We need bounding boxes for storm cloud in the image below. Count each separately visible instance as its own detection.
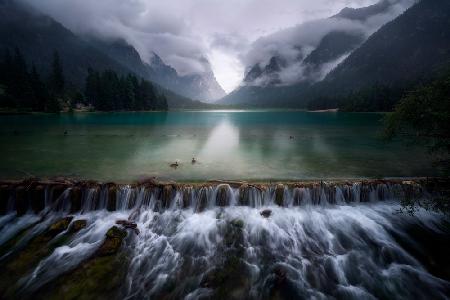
[19,0,411,92]
[242,0,415,87]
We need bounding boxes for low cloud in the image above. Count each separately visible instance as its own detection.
[18,0,411,92]
[242,0,415,87]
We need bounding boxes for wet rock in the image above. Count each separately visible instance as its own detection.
[216,185,229,207]
[260,209,272,218]
[162,185,173,209]
[70,187,82,213]
[97,226,127,256]
[196,188,208,212]
[267,265,298,299]
[46,216,74,238]
[200,219,249,299]
[275,184,285,207]
[15,186,28,216]
[238,184,249,206]
[107,186,117,212]
[231,219,244,229]
[69,219,87,234]
[182,188,191,208]
[31,185,45,214]
[0,185,10,215]
[116,219,139,235]
[33,228,129,299]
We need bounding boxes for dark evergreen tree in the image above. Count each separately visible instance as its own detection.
[84,69,167,111]
[29,64,48,111]
[49,50,65,96]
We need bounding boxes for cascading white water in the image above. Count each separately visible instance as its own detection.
[0,181,449,299]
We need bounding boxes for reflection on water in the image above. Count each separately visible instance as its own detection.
[0,111,435,181]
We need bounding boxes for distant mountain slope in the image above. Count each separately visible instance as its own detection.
[319,0,450,94]
[0,0,216,109]
[0,0,131,87]
[90,38,226,102]
[219,0,412,106]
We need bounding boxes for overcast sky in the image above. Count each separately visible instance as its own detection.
[21,0,382,92]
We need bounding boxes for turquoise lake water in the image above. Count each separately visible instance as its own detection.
[0,111,435,181]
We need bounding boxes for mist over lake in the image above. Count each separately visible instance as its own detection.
[0,111,434,181]
[0,0,449,299]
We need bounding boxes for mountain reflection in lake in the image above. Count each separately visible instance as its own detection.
[0,111,435,181]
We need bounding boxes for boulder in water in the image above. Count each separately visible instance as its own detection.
[231,218,244,228]
[260,209,272,218]
[46,216,74,238]
[97,226,127,256]
[69,219,87,233]
[116,219,139,235]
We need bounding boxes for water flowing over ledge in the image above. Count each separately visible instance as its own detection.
[0,178,439,214]
[0,178,449,299]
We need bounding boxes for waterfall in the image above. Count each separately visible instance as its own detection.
[0,179,449,299]
[0,180,428,214]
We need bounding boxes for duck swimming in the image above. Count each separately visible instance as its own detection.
[170,161,179,168]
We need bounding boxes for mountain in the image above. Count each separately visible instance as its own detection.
[0,0,131,88]
[317,0,450,96]
[90,38,226,102]
[219,0,413,106]
[0,0,223,108]
[149,54,226,102]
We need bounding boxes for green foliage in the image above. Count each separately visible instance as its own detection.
[383,73,450,216]
[307,84,408,111]
[383,72,450,175]
[0,48,60,112]
[85,69,168,111]
[49,51,65,96]
[0,47,168,112]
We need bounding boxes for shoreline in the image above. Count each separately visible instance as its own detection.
[0,176,443,188]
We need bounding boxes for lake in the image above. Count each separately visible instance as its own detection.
[0,111,434,182]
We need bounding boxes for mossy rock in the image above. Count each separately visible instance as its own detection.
[0,217,82,298]
[68,220,87,234]
[231,218,244,228]
[36,253,129,300]
[97,226,127,256]
[200,219,250,299]
[46,217,73,238]
[33,227,130,300]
